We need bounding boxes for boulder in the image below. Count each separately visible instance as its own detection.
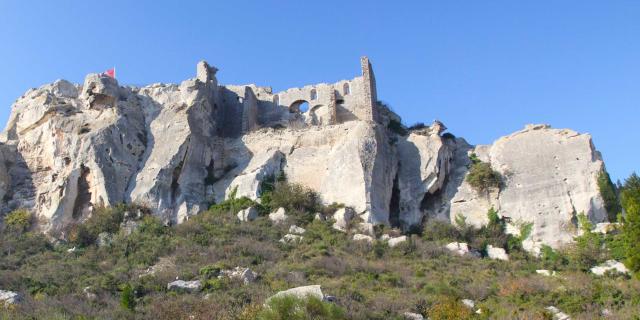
[462,299,475,309]
[237,207,258,222]
[486,245,509,261]
[269,207,287,224]
[353,234,374,243]
[332,207,354,232]
[96,232,113,247]
[220,267,257,285]
[279,234,303,244]
[387,235,408,248]
[545,306,570,320]
[403,312,425,320]
[268,285,324,302]
[355,222,375,236]
[0,290,22,305]
[536,269,556,277]
[593,223,620,234]
[590,260,629,276]
[288,225,306,235]
[445,242,469,256]
[167,280,202,293]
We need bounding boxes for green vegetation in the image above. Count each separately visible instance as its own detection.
[387,119,407,136]
[598,169,622,221]
[466,154,502,194]
[0,179,639,319]
[4,209,32,234]
[620,173,640,278]
[257,295,346,320]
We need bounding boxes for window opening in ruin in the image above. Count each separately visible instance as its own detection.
[310,89,317,100]
[273,95,279,105]
[289,100,310,113]
[343,83,350,95]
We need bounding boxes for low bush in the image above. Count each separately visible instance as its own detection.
[466,161,501,194]
[428,297,473,320]
[3,209,32,233]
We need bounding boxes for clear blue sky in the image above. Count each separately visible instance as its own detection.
[0,1,638,181]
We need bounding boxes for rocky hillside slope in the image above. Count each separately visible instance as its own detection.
[0,58,609,250]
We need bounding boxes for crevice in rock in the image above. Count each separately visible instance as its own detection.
[389,171,401,228]
[72,165,92,219]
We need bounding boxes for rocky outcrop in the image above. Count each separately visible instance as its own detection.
[0,58,610,251]
[167,280,202,293]
[427,125,609,250]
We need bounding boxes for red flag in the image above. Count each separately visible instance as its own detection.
[103,68,116,79]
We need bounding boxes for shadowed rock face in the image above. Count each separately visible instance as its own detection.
[0,59,609,250]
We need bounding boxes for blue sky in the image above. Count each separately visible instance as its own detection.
[0,1,638,181]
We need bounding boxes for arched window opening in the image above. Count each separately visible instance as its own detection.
[289,100,310,113]
[310,89,317,101]
[343,83,350,95]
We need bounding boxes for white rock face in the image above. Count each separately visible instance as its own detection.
[0,59,612,251]
[590,260,629,276]
[536,269,556,277]
[269,207,287,224]
[0,290,22,305]
[461,299,475,309]
[237,207,258,222]
[486,245,509,261]
[396,126,452,228]
[268,285,324,302]
[432,125,609,250]
[167,280,202,293]
[353,233,374,243]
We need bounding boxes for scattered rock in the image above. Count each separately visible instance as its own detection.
[288,225,306,235]
[380,234,391,241]
[590,260,629,276]
[355,222,375,236]
[353,234,374,243]
[269,207,287,224]
[83,286,97,301]
[536,269,556,277]
[0,290,22,306]
[403,312,425,320]
[267,285,324,302]
[388,235,408,248]
[314,213,325,221]
[486,245,509,261]
[545,306,570,320]
[445,242,469,256]
[67,246,77,253]
[332,208,354,232]
[237,207,258,222]
[167,280,202,293]
[96,232,113,247]
[461,299,475,309]
[279,234,303,244]
[120,219,140,236]
[593,223,620,234]
[220,267,257,285]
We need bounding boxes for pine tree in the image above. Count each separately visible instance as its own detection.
[120,284,136,311]
[621,173,640,278]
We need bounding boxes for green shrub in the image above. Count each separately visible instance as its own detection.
[568,213,607,271]
[199,264,223,280]
[262,181,322,225]
[597,170,622,221]
[68,205,127,246]
[4,209,32,233]
[120,283,136,311]
[428,297,473,320]
[466,161,501,194]
[387,119,407,136]
[257,295,346,320]
[422,220,461,242]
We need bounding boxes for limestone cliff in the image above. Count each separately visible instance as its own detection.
[0,58,610,250]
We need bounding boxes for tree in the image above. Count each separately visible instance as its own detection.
[597,169,621,221]
[621,173,640,278]
[4,209,32,233]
